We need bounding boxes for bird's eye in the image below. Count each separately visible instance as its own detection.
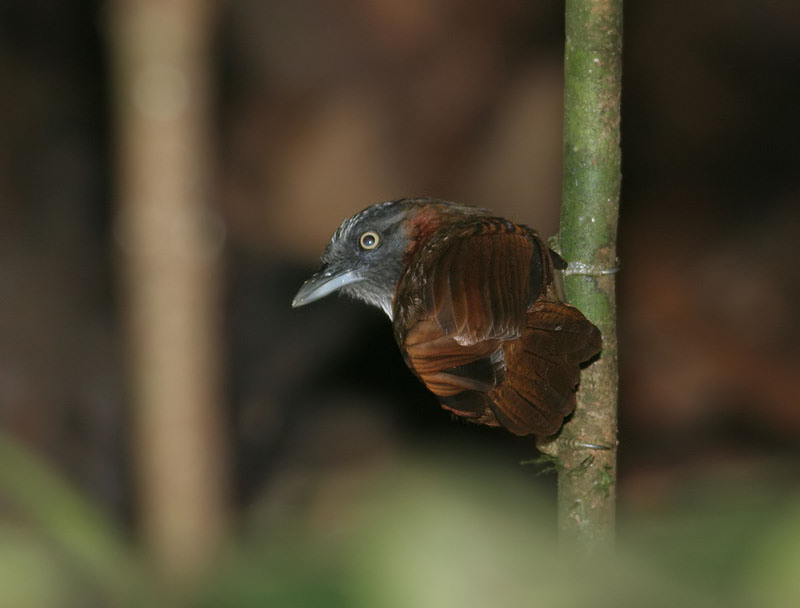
[359,231,380,250]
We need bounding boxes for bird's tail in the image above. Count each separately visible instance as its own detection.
[486,299,602,435]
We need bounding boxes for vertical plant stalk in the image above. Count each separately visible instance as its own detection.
[108,0,228,581]
[541,0,622,554]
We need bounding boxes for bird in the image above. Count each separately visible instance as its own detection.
[292,197,602,436]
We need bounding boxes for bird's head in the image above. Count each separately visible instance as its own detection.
[292,198,431,317]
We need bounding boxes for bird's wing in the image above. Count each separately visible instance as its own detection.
[393,219,601,435]
[405,219,548,346]
[392,220,541,400]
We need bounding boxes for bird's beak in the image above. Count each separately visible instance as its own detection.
[292,266,363,308]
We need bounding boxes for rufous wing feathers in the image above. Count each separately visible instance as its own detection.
[394,217,601,436]
[487,300,601,435]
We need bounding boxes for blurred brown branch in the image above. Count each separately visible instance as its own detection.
[108,0,228,581]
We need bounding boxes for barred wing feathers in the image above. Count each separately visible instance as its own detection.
[394,218,601,436]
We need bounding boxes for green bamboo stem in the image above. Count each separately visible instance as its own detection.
[544,0,622,554]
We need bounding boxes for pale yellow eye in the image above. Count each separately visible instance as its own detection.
[359,231,380,250]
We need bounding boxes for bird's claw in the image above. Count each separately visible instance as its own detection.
[567,439,615,451]
[564,261,621,277]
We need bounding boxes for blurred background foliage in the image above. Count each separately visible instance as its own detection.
[2,429,799,606]
[0,0,799,605]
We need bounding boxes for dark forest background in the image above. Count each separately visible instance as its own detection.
[1,1,799,604]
